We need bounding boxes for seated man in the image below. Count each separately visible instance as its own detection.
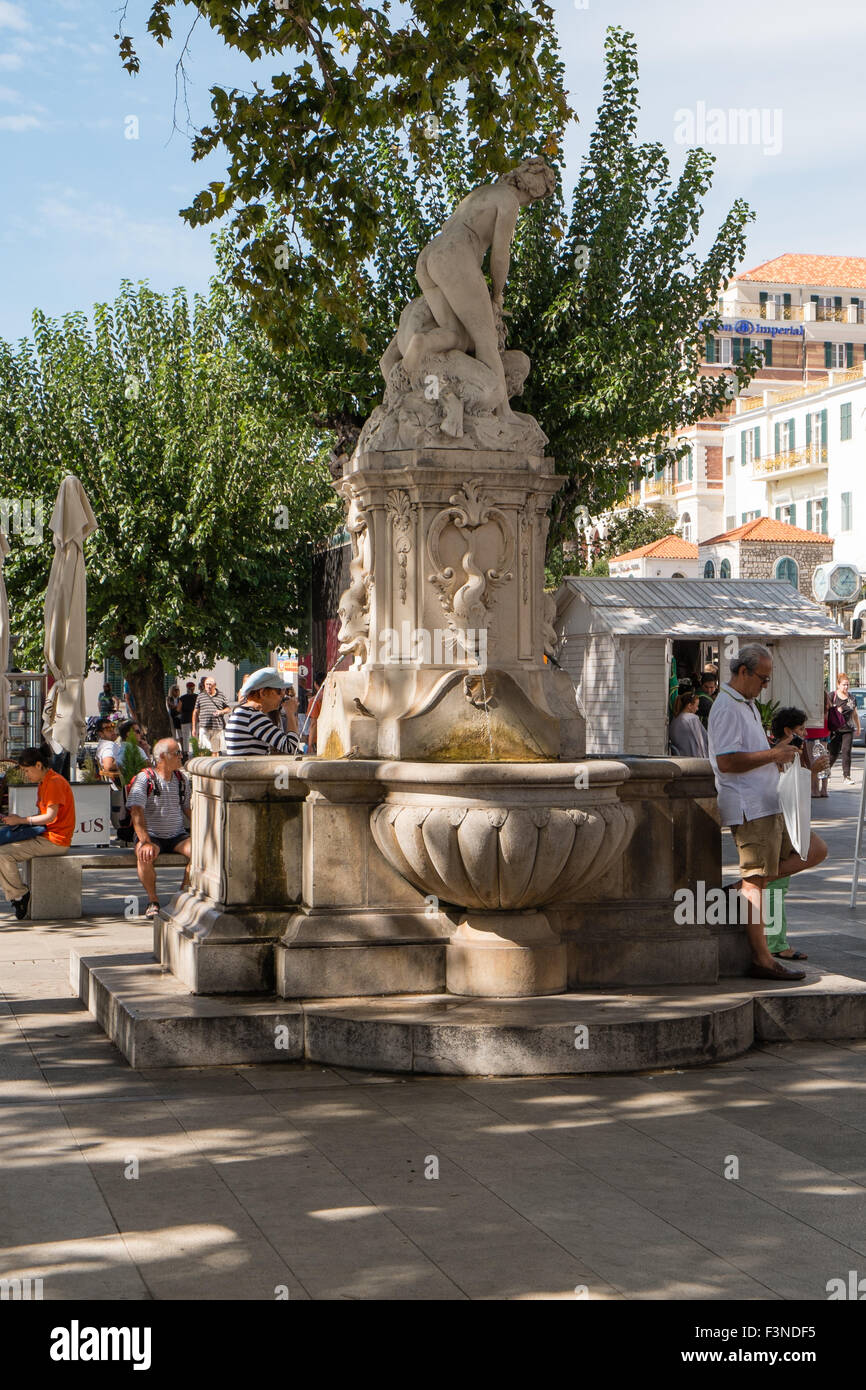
[126,739,191,919]
[0,746,76,919]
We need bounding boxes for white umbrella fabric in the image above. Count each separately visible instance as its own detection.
[42,476,98,770]
[0,529,10,759]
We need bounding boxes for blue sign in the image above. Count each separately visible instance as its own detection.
[699,317,804,338]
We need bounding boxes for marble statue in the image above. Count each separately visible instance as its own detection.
[357,156,556,455]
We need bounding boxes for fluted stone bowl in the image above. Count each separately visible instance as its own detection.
[370,785,634,914]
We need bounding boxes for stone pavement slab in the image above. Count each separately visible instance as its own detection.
[0,756,865,1298]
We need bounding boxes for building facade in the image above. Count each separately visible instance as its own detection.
[697,518,834,598]
[606,253,866,549]
[608,536,700,579]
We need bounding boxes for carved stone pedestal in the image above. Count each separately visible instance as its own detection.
[446,913,567,997]
[317,448,585,762]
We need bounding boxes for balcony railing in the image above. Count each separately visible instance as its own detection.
[736,364,866,412]
[753,446,828,477]
[720,299,866,325]
[643,479,675,499]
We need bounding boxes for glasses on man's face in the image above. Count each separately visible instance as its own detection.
[754,672,772,687]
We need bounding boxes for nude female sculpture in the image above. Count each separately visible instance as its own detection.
[411,156,556,415]
[361,156,555,454]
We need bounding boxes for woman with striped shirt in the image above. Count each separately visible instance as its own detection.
[224,668,300,756]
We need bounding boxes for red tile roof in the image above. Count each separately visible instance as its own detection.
[701,518,831,545]
[609,536,699,564]
[738,254,866,288]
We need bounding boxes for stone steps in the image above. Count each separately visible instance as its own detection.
[71,950,866,1074]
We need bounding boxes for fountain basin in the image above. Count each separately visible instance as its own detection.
[369,761,635,996]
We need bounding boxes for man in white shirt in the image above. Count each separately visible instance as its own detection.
[708,642,827,981]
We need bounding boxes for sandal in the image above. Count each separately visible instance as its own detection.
[773,950,808,960]
[144,901,161,919]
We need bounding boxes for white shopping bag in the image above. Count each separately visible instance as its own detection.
[778,757,812,859]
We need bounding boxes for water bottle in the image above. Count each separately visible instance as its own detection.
[812,740,829,785]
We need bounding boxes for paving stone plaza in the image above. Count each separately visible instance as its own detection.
[2,764,865,1303]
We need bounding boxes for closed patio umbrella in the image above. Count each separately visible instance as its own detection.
[42,476,98,773]
[0,529,9,760]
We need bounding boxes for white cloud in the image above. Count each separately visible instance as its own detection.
[0,3,28,33]
[0,82,19,99]
[0,52,22,69]
[31,191,217,283]
[0,112,40,130]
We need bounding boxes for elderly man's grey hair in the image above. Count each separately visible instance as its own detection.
[153,737,180,762]
[730,642,772,677]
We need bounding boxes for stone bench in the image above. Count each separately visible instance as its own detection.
[26,848,187,921]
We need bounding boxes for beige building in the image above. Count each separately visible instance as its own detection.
[697,517,833,598]
[605,253,866,547]
[608,535,699,579]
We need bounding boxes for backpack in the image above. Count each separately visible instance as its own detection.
[116,768,188,844]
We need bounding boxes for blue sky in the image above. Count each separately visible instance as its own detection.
[2,0,865,343]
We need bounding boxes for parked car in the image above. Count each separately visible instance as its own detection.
[851,689,866,746]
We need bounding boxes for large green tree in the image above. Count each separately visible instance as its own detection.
[245,27,761,548]
[116,0,569,344]
[0,281,338,737]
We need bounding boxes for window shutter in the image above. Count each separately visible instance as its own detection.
[820,498,828,532]
[811,294,820,304]
[852,298,860,307]
[705,336,715,364]
[774,421,781,454]
[806,500,813,529]
[788,417,795,447]
[847,342,854,367]
[741,432,747,466]
[753,427,760,460]
[733,337,742,364]
[789,503,797,525]
[783,293,791,309]
[764,337,773,365]
[820,408,828,447]
[835,296,843,310]
[774,506,781,520]
[759,291,768,306]
[824,341,833,368]
[806,413,812,445]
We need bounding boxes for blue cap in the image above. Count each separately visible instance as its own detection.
[238,666,292,700]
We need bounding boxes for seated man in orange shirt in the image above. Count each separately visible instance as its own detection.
[0,746,75,920]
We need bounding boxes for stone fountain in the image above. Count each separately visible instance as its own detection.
[77,158,818,1074]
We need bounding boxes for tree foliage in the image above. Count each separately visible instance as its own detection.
[0,281,339,736]
[246,28,759,549]
[116,0,570,344]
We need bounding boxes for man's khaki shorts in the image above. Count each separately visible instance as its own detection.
[730,813,794,879]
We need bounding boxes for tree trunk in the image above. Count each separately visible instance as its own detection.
[126,656,171,743]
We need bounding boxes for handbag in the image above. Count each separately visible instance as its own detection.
[828,697,850,732]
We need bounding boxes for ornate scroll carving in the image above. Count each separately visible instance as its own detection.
[426,478,514,636]
[336,484,373,666]
[385,488,414,606]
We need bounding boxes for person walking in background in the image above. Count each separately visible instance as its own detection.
[97,682,118,718]
[805,688,831,799]
[827,673,860,785]
[696,669,718,729]
[668,690,709,757]
[0,746,75,919]
[178,681,197,755]
[167,685,183,741]
[192,677,232,753]
[224,668,300,756]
